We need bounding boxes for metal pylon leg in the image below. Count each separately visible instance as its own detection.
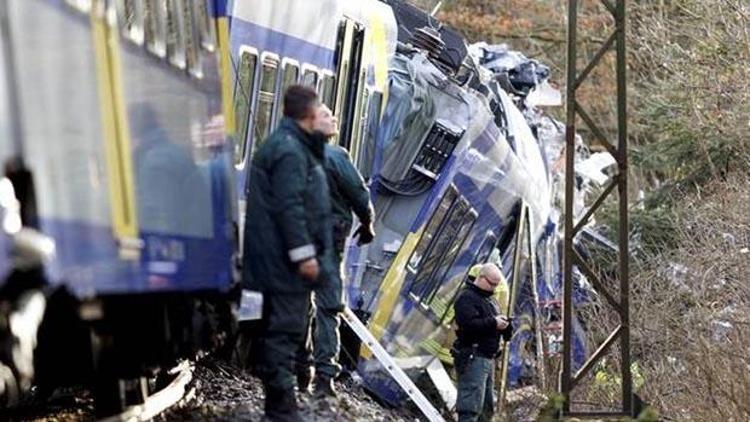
[561,0,632,417]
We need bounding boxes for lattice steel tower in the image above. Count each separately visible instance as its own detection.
[561,0,633,417]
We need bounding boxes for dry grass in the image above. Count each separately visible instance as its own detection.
[630,173,750,421]
[573,173,750,421]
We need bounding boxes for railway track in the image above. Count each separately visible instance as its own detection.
[100,362,194,422]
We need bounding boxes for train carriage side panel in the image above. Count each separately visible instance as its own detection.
[8,0,233,297]
[9,0,116,296]
[116,0,234,294]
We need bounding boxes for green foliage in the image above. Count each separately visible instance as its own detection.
[537,393,565,422]
[635,407,660,422]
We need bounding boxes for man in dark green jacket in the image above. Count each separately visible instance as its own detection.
[243,86,333,421]
[296,105,375,398]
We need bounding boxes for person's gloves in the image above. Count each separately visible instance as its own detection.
[354,223,375,245]
[502,320,514,342]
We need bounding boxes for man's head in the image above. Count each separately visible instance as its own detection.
[312,104,339,138]
[474,263,505,292]
[283,85,320,133]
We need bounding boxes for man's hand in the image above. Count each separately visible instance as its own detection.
[495,315,510,330]
[354,223,375,245]
[298,258,320,281]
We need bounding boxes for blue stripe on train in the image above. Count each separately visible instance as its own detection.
[229,17,335,71]
[41,218,233,297]
[213,0,230,17]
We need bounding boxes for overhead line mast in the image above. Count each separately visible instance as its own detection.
[561,0,632,418]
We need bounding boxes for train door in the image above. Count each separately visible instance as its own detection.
[332,19,366,164]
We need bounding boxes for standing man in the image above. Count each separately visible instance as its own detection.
[296,105,375,398]
[243,85,333,421]
[452,263,513,422]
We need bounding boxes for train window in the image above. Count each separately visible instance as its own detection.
[334,21,365,151]
[233,49,258,166]
[274,60,299,126]
[494,205,521,256]
[302,66,319,89]
[408,186,458,272]
[319,73,336,109]
[184,0,203,78]
[413,197,478,304]
[144,0,167,58]
[476,232,499,266]
[359,91,383,179]
[348,71,367,163]
[252,55,279,154]
[166,0,187,70]
[195,0,216,52]
[115,0,144,45]
[435,231,498,324]
[352,82,370,169]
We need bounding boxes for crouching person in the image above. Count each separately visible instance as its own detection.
[452,263,513,422]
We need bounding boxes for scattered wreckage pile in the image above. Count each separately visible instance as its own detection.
[160,359,414,422]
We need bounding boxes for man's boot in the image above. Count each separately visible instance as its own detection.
[264,387,303,422]
[313,376,337,398]
[296,366,313,394]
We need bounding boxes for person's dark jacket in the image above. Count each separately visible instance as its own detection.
[453,283,512,359]
[324,144,374,252]
[242,118,333,294]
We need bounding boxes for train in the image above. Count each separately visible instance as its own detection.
[0,0,596,417]
[0,0,236,415]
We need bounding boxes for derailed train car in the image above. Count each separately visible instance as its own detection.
[340,4,591,408]
[0,0,236,414]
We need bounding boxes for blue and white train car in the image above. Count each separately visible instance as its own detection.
[341,45,557,403]
[7,0,235,295]
[1,0,236,413]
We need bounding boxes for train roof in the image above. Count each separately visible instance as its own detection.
[383,0,468,74]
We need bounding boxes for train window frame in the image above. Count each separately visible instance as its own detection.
[319,71,336,109]
[233,46,259,169]
[347,70,368,165]
[184,0,203,79]
[274,58,300,127]
[353,82,370,170]
[115,0,145,45]
[301,64,319,90]
[333,20,366,152]
[144,0,167,59]
[416,198,478,306]
[196,0,216,52]
[251,52,280,156]
[407,185,459,274]
[166,0,187,70]
[359,90,383,179]
[474,231,499,267]
[437,230,498,322]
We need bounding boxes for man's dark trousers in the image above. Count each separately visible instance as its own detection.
[262,292,312,392]
[456,355,495,422]
[296,250,344,382]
